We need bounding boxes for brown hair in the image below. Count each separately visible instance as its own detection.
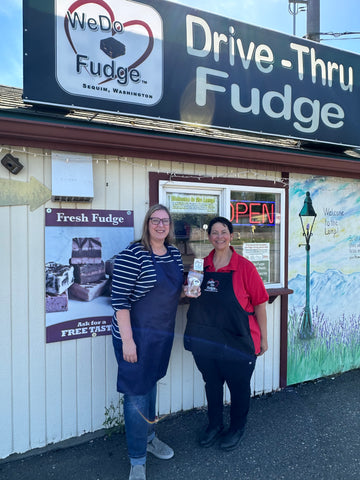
[139,204,174,252]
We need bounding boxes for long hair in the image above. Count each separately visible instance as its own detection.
[139,204,174,252]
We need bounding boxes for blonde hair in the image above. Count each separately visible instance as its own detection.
[139,204,174,252]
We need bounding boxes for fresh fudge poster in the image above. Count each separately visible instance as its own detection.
[45,208,134,343]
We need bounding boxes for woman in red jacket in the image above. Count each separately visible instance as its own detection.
[184,216,268,451]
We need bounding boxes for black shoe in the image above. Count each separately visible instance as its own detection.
[219,427,245,451]
[199,425,224,447]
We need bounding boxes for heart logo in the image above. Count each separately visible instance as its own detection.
[64,0,154,84]
[205,279,220,292]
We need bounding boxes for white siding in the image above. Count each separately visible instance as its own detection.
[0,148,281,459]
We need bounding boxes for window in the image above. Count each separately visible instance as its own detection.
[230,188,283,285]
[160,180,285,287]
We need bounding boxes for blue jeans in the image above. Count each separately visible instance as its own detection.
[124,384,157,465]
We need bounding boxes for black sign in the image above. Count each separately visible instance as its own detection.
[23,0,360,147]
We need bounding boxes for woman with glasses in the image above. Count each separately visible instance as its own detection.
[111,204,184,480]
[184,216,268,452]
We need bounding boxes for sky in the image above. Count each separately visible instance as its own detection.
[1,0,360,88]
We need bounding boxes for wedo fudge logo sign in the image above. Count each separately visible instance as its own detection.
[55,0,163,105]
[24,0,360,146]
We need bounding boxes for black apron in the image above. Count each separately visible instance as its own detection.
[184,270,256,361]
[114,249,183,395]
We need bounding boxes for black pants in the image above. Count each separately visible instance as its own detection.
[194,353,256,430]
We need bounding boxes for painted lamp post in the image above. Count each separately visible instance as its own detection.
[299,191,317,339]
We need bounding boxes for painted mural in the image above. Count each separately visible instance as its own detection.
[288,174,360,385]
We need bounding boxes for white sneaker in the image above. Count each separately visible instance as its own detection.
[129,464,146,480]
[147,436,174,460]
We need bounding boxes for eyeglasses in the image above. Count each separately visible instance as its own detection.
[149,217,170,226]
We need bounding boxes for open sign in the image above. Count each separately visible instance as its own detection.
[230,200,275,226]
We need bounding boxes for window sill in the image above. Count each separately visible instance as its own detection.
[266,287,293,304]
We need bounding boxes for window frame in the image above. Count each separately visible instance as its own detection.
[159,178,286,289]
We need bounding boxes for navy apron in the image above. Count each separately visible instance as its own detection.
[114,249,183,395]
[184,270,256,361]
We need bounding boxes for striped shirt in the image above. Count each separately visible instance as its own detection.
[111,242,183,339]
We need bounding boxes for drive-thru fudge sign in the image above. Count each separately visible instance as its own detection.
[23,0,360,147]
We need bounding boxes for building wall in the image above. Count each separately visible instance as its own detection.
[0,147,281,459]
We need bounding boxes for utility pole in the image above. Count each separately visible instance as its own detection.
[306,0,320,42]
[288,1,320,41]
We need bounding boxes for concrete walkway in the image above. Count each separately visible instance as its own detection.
[1,369,359,480]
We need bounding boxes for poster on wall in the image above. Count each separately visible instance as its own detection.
[287,177,360,385]
[168,193,218,214]
[243,243,270,283]
[45,208,134,343]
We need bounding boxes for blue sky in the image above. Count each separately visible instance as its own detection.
[1,0,360,88]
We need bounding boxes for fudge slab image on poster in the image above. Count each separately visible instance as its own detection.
[70,237,102,264]
[73,261,106,283]
[69,279,109,301]
[105,255,116,276]
[46,290,69,313]
[45,262,74,313]
[45,262,74,295]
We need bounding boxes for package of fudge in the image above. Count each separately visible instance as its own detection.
[69,278,109,302]
[46,262,74,295]
[46,291,69,313]
[186,258,204,297]
[71,237,102,261]
[73,262,105,284]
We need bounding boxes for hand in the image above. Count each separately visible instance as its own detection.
[122,338,137,363]
[258,337,268,356]
[184,285,201,298]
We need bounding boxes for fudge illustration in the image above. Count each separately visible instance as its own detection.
[46,290,69,313]
[46,237,113,309]
[73,262,106,283]
[45,262,74,312]
[105,255,116,277]
[100,37,126,59]
[70,237,102,264]
[69,279,109,302]
[68,237,109,302]
[104,255,117,295]
[45,262,74,295]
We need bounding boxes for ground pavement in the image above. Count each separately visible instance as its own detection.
[1,369,359,480]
